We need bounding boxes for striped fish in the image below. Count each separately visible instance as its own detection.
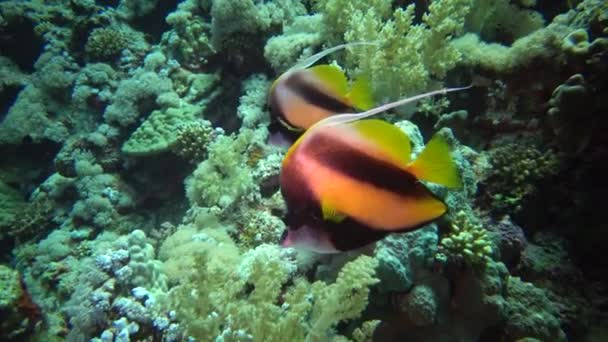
[278,86,470,253]
[268,42,376,131]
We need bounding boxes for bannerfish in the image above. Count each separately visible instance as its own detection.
[268,43,376,131]
[279,86,470,253]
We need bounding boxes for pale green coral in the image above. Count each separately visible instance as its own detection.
[103,70,173,127]
[122,99,203,156]
[264,14,325,72]
[210,0,306,49]
[171,119,216,163]
[237,74,271,128]
[318,0,472,100]
[452,1,603,74]
[164,2,215,69]
[398,284,438,326]
[466,0,545,43]
[121,73,218,156]
[164,235,379,341]
[437,210,494,270]
[0,265,29,341]
[0,181,26,230]
[185,129,264,210]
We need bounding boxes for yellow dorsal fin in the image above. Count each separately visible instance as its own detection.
[347,76,374,110]
[350,119,411,166]
[321,198,347,223]
[406,134,462,188]
[308,64,349,98]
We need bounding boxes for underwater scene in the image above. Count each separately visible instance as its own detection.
[0,0,607,341]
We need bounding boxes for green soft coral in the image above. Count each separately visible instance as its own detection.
[165,237,380,341]
[317,0,472,100]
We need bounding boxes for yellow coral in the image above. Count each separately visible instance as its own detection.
[437,210,494,270]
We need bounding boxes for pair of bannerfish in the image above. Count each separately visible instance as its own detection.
[270,43,470,253]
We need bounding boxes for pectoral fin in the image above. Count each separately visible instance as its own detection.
[321,198,347,223]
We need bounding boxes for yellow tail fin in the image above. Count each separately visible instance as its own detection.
[406,134,462,188]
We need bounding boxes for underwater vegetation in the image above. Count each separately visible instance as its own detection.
[0,0,607,341]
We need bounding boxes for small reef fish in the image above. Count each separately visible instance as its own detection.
[279,86,469,253]
[268,43,375,131]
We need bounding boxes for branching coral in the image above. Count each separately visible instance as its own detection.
[164,234,379,341]
[437,210,494,270]
[316,0,472,100]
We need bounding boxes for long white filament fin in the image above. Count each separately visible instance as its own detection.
[311,85,473,129]
[286,42,378,74]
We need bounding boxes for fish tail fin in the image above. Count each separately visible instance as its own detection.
[406,134,462,188]
[347,76,374,110]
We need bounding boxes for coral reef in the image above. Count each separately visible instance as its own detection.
[0,265,41,340]
[0,0,606,341]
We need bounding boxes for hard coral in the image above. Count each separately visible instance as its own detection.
[164,3,215,70]
[482,143,560,213]
[171,119,217,163]
[503,276,566,341]
[437,210,494,271]
[85,27,129,62]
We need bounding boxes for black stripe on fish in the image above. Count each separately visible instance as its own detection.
[304,132,432,199]
[285,72,354,114]
[327,218,389,251]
